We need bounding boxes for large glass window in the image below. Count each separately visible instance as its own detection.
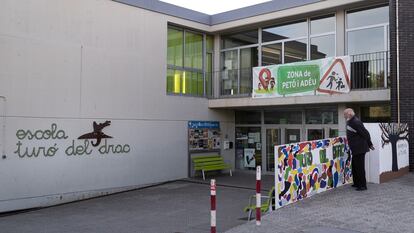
[261,43,282,66]
[311,16,335,35]
[222,29,258,49]
[347,27,385,55]
[347,6,389,29]
[305,108,338,124]
[184,32,203,69]
[167,26,213,96]
[360,105,391,122]
[221,50,239,95]
[310,15,336,60]
[284,39,307,63]
[310,35,335,60]
[221,14,336,97]
[346,5,389,89]
[240,47,258,94]
[262,21,307,42]
[235,111,261,124]
[346,5,389,55]
[264,110,302,124]
[167,28,183,67]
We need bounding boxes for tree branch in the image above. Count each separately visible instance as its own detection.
[381,135,390,148]
[398,123,409,137]
[379,123,390,139]
[398,135,409,141]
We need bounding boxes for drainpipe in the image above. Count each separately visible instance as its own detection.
[396,0,400,125]
[0,96,6,159]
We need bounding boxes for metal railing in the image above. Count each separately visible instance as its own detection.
[207,51,390,99]
[350,51,390,89]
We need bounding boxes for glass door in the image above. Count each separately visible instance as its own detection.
[266,128,281,172]
[285,128,301,144]
[306,128,325,141]
[235,127,261,170]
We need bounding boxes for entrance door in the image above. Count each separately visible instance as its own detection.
[285,128,301,144]
[265,128,281,172]
[306,128,325,141]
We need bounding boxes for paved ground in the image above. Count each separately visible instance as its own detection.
[0,172,271,233]
[0,172,413,233]
[226,173,414,233]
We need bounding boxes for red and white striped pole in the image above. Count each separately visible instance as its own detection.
[210,179,216,233]
[256,165,261,226]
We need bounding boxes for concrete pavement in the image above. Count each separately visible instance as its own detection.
[226,173,414,233]
[0,172,269,233]
[0,172,413,233]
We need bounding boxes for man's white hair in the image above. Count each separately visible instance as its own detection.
[344,108,355,117]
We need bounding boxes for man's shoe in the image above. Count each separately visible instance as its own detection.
[351,184,358,188]
[356,187,367,191]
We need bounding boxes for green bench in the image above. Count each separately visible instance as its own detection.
[192,155,232,180]
[243,186,275,221]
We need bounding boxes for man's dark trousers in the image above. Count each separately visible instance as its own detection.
[352,153,366,188]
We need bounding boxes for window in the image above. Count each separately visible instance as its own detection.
[310,15,336,60]
[222,29,258,49]
[264,111,302,124]
[305,107,338,124]
[220,14,336,97]
[360,105,391,122]
[262,21,307,42]
[167,26,213,96]
[235,111,261,124]
[261,43,282,66]
[284,39,307,63]
[346,5,389,89]
[346,5,389,55]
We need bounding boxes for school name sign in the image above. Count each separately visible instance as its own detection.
[252,56,351,98]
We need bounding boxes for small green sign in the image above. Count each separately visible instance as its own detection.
[277,65,320,95]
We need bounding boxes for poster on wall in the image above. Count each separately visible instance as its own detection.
[253,56,350,98]
[244,148,256,168]
[188,121,221,151]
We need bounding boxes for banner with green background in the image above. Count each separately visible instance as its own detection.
[252,56,351,98]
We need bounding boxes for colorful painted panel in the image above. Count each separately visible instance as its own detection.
[275,137,352,208]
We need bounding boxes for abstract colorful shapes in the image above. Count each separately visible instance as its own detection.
[275,136,352,208]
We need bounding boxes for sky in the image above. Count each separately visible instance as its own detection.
[160,0,271,15]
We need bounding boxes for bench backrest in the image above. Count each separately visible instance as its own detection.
[192,155,227,169]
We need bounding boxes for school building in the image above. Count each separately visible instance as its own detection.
[0,0,412,212]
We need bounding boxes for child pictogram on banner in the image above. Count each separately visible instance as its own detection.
[317,58,350,94]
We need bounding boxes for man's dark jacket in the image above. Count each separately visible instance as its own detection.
[346,116,373,155]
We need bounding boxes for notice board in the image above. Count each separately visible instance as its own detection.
[188,121,221,151]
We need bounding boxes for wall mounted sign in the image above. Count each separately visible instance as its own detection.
[14,122,130,158]
[253,56,351,98]
[188,121,220,151]
[78,121,112,146]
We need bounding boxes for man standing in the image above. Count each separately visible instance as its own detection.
[344,108,374,191]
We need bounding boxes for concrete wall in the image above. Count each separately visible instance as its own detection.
[0,0,233,212]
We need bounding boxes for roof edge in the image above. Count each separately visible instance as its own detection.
[112,0,326,26]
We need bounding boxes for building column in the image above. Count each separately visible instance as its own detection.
[336,9,345,56]
[338,104,347,136]
[213,34,221,98]
[390,0,414,171]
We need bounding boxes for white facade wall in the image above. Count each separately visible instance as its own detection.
[0,0,234,212]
